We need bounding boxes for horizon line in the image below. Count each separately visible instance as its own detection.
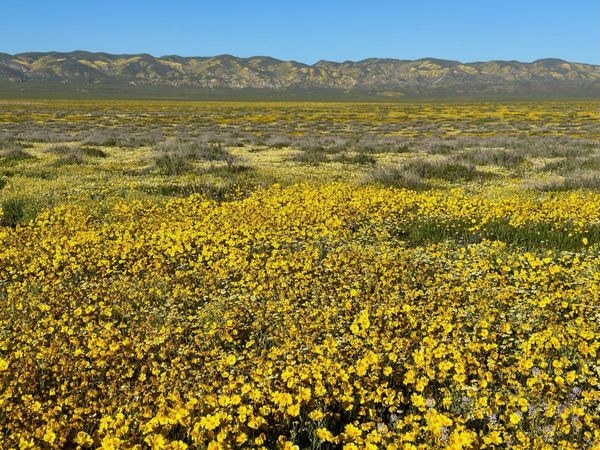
[2,50,598,67]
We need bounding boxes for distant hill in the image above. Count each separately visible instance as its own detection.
[1,51,599,99]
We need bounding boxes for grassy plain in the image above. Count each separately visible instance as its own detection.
[1,100,599,224]
[1,100,600,449]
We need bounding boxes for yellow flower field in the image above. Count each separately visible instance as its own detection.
[1,184,599,449]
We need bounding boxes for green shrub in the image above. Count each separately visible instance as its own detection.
[46,145,108,159]
[80,146,108,158]
[0,197,39,227]
[539,172,600,191]
[153,153,191,175]
[354,136,412,154]
[52,154,85,166]
[366,166,428,190]
[0,146,34,162]
[456,148,525,168]
[156,139,233,162]
[290,148,329,165]
[404,159,483,182]
[541,156,600,174]
[333,153,376,165]
[45,145,73,155]
[153,139,235,174]
[265,135,292,148]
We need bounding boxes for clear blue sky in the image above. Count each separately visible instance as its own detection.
[3,0,598,64]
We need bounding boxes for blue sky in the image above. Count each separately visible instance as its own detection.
[2,1,598,64]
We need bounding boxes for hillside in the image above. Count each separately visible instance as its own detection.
[1,51,599,98]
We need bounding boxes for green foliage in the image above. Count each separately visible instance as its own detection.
[1,197,39,227]
[80,146,108,158]
[366,166,428,190]
[290,148,329,165]
[46,145,108,158]
[455,148,525,167]
[0,146,34,162]
[153,153,191,175]
[153,139,235,174]
[404,159,485,182]
[333,153,376,165]
[52,154,85,166]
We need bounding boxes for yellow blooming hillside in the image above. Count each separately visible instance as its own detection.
[1,184,599,449]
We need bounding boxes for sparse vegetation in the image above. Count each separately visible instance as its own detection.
[541,155,600,173]
[153,138,235,174]
[46,144,108,158]
[538,171,600,191]
[290,147,329,165]
[52,154,85,166]
[366,165,428,189]
[333,153,376,165]
[0,145,34,162]
[454,148,525,167]
[403,158,484,182]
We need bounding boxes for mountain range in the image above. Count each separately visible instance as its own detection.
[1,51,599,99]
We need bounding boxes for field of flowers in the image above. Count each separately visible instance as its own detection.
[1,183,599,449]
[2,100,600,227]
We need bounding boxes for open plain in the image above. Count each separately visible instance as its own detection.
[1,99,600,448]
